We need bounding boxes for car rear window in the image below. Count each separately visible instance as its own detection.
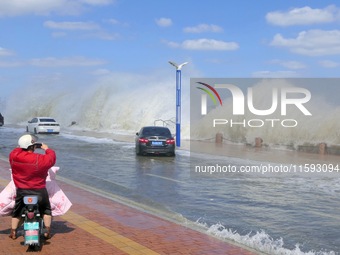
[142,127,171,137]
[39,118,56,122]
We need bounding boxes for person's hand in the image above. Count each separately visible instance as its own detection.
[41,143,49,150]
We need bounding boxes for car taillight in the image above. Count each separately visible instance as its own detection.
[139,138,149,144]
[166,138,175,144]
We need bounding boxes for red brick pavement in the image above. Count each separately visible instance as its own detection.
[0,159,260,255]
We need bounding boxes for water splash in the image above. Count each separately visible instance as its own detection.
[205,223,336,255]
[4,71,191,136]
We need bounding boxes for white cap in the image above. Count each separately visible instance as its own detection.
[18,134,39,149]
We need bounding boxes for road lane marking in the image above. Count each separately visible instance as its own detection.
[60,210,160,255]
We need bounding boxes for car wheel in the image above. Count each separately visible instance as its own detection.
[136,146,141,156]
[167,152,175,157]
[139,147,147,156]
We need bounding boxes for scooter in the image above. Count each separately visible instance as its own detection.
[21,195,44,247]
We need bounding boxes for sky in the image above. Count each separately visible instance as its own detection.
[1,0,340,99]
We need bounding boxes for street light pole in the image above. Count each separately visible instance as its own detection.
[169,61,188,147]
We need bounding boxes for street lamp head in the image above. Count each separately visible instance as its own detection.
[168,61,188,70]
[168,61,178,68]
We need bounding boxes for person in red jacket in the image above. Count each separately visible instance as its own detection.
[9,134,56,240]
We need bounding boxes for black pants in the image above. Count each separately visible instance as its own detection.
[12,188,52,218]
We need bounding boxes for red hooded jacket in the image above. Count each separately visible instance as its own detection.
[9,148,56,189]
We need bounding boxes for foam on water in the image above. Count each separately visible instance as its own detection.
[60,133,116,144]
[206,224,336,255]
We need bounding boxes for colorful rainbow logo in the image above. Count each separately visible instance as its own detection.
[196,82,223,106]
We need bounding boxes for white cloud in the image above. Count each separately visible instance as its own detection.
[44,20,100,30]
[107,18,119,25]
[270,29,340,56]
[0,56,107,68]
[319,60,339,68]
[0,0,114,16]
[91,68,112,75]
[45,20,120,40]
[266,5,339,26]
[29,56,106,67]
[105,18,128,27]
[252,70,299,78]
[0,47,14,56]
[87,31,120,40]
[183,24,223,33]
[155,18,172,27]
[0,61,23,67]
[80,0,113,5]
[166,39,239,51]
[280,61,306,69]
[271,60,306,69]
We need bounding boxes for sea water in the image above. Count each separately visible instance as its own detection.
[1,127,339,254]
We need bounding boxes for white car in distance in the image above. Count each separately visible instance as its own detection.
[26,117,60,134]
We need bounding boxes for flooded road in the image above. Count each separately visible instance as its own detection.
[1,126,339,254]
